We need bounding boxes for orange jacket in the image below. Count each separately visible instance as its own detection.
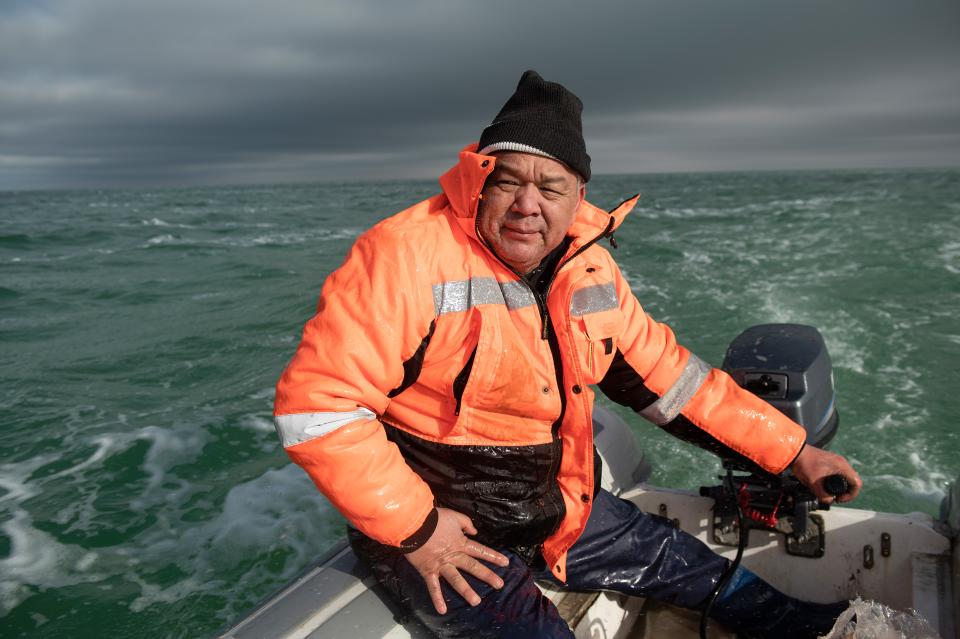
[274,145,806,581]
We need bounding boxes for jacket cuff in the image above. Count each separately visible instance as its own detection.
[399,507,439,553]
[786,442,807,473]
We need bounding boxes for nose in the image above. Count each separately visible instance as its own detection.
[510,184,541,216]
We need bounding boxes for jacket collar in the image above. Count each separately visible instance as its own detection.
[439,144,638,246]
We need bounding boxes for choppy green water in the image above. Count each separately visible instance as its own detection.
[1,169,958,638]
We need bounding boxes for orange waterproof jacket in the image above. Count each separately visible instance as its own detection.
[274,145,806,581]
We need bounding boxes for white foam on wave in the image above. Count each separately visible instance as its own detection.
[143,234,181,247]
[0,463,44,504]
[43,435,124,531]
[35,423,207,515]
[127,464,334,616]
[878,363,925,405]
[644,195,864,222]
[734,274,872,375]
[766,195,865,213]
[0,422,245,616]
[629,280,670,305]
[246,232,311,247]
[219,227,362,248]
[747,278,799,316]
[249,387,276,401]
[866,472,947,505]
[128,572,212,613]
[190,291,226,301]
[867,335,927,416]
[859,417,948,510]
[131,425,209,510]
[0,511,105,615]
[681,250,712,265]
[136,226,363,251]
[209,465,330,554]
[139,218,197,229]
[56,435,117,479]
[323,228,363,241]
[238,414,276,433]
[869,414,896,431]
[648,206,734,220]
[810,320,867,376]
[939,240,960,274]
[864,403,929,441]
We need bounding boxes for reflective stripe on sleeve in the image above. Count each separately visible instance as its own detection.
[274,407,376,448]
[570,282,618,317]
[639,354,711,425]
[432,278,537,315]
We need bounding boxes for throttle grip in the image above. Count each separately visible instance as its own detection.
[823,474,850,497]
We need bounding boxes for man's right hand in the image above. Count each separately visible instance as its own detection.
[404,507,510,614]
[790,444,863,504]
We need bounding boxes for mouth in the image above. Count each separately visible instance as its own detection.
[503,226,540,239]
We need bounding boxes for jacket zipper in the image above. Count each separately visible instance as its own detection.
[471,211,615,529]
[539,216,615,338]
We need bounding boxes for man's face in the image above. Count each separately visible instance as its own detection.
[477,152,585,274]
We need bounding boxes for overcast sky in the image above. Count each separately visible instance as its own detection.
[2,0,958,190]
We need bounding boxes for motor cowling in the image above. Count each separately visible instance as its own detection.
[721,323,838,449]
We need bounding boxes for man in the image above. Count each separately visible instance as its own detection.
[274,70,862,638]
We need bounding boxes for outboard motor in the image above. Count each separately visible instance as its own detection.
[700,324,844,558]
[697,324,852,637]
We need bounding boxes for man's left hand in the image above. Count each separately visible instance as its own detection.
[404,507,509,615]
[790,445,862,504]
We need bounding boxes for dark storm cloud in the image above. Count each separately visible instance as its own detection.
[1,0,958,189]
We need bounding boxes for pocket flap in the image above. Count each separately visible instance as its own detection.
[581,308,625,340]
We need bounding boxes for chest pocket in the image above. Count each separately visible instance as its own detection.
[576,308,624,384]
[449,305,559,436]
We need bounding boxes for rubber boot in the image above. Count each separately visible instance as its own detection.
[707,566,849,639]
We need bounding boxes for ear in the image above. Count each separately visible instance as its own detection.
[577,181,586,207]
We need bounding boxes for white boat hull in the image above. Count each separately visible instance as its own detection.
[220,406,959,638]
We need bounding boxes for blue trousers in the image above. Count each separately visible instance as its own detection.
[350,489,730,638]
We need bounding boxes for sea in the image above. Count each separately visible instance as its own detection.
[2,168,958,638]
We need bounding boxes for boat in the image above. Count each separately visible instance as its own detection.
[219,325,959,638]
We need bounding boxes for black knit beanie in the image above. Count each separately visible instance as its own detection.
[478,70,591,182]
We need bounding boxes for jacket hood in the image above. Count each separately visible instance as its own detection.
[438,144,638,245]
